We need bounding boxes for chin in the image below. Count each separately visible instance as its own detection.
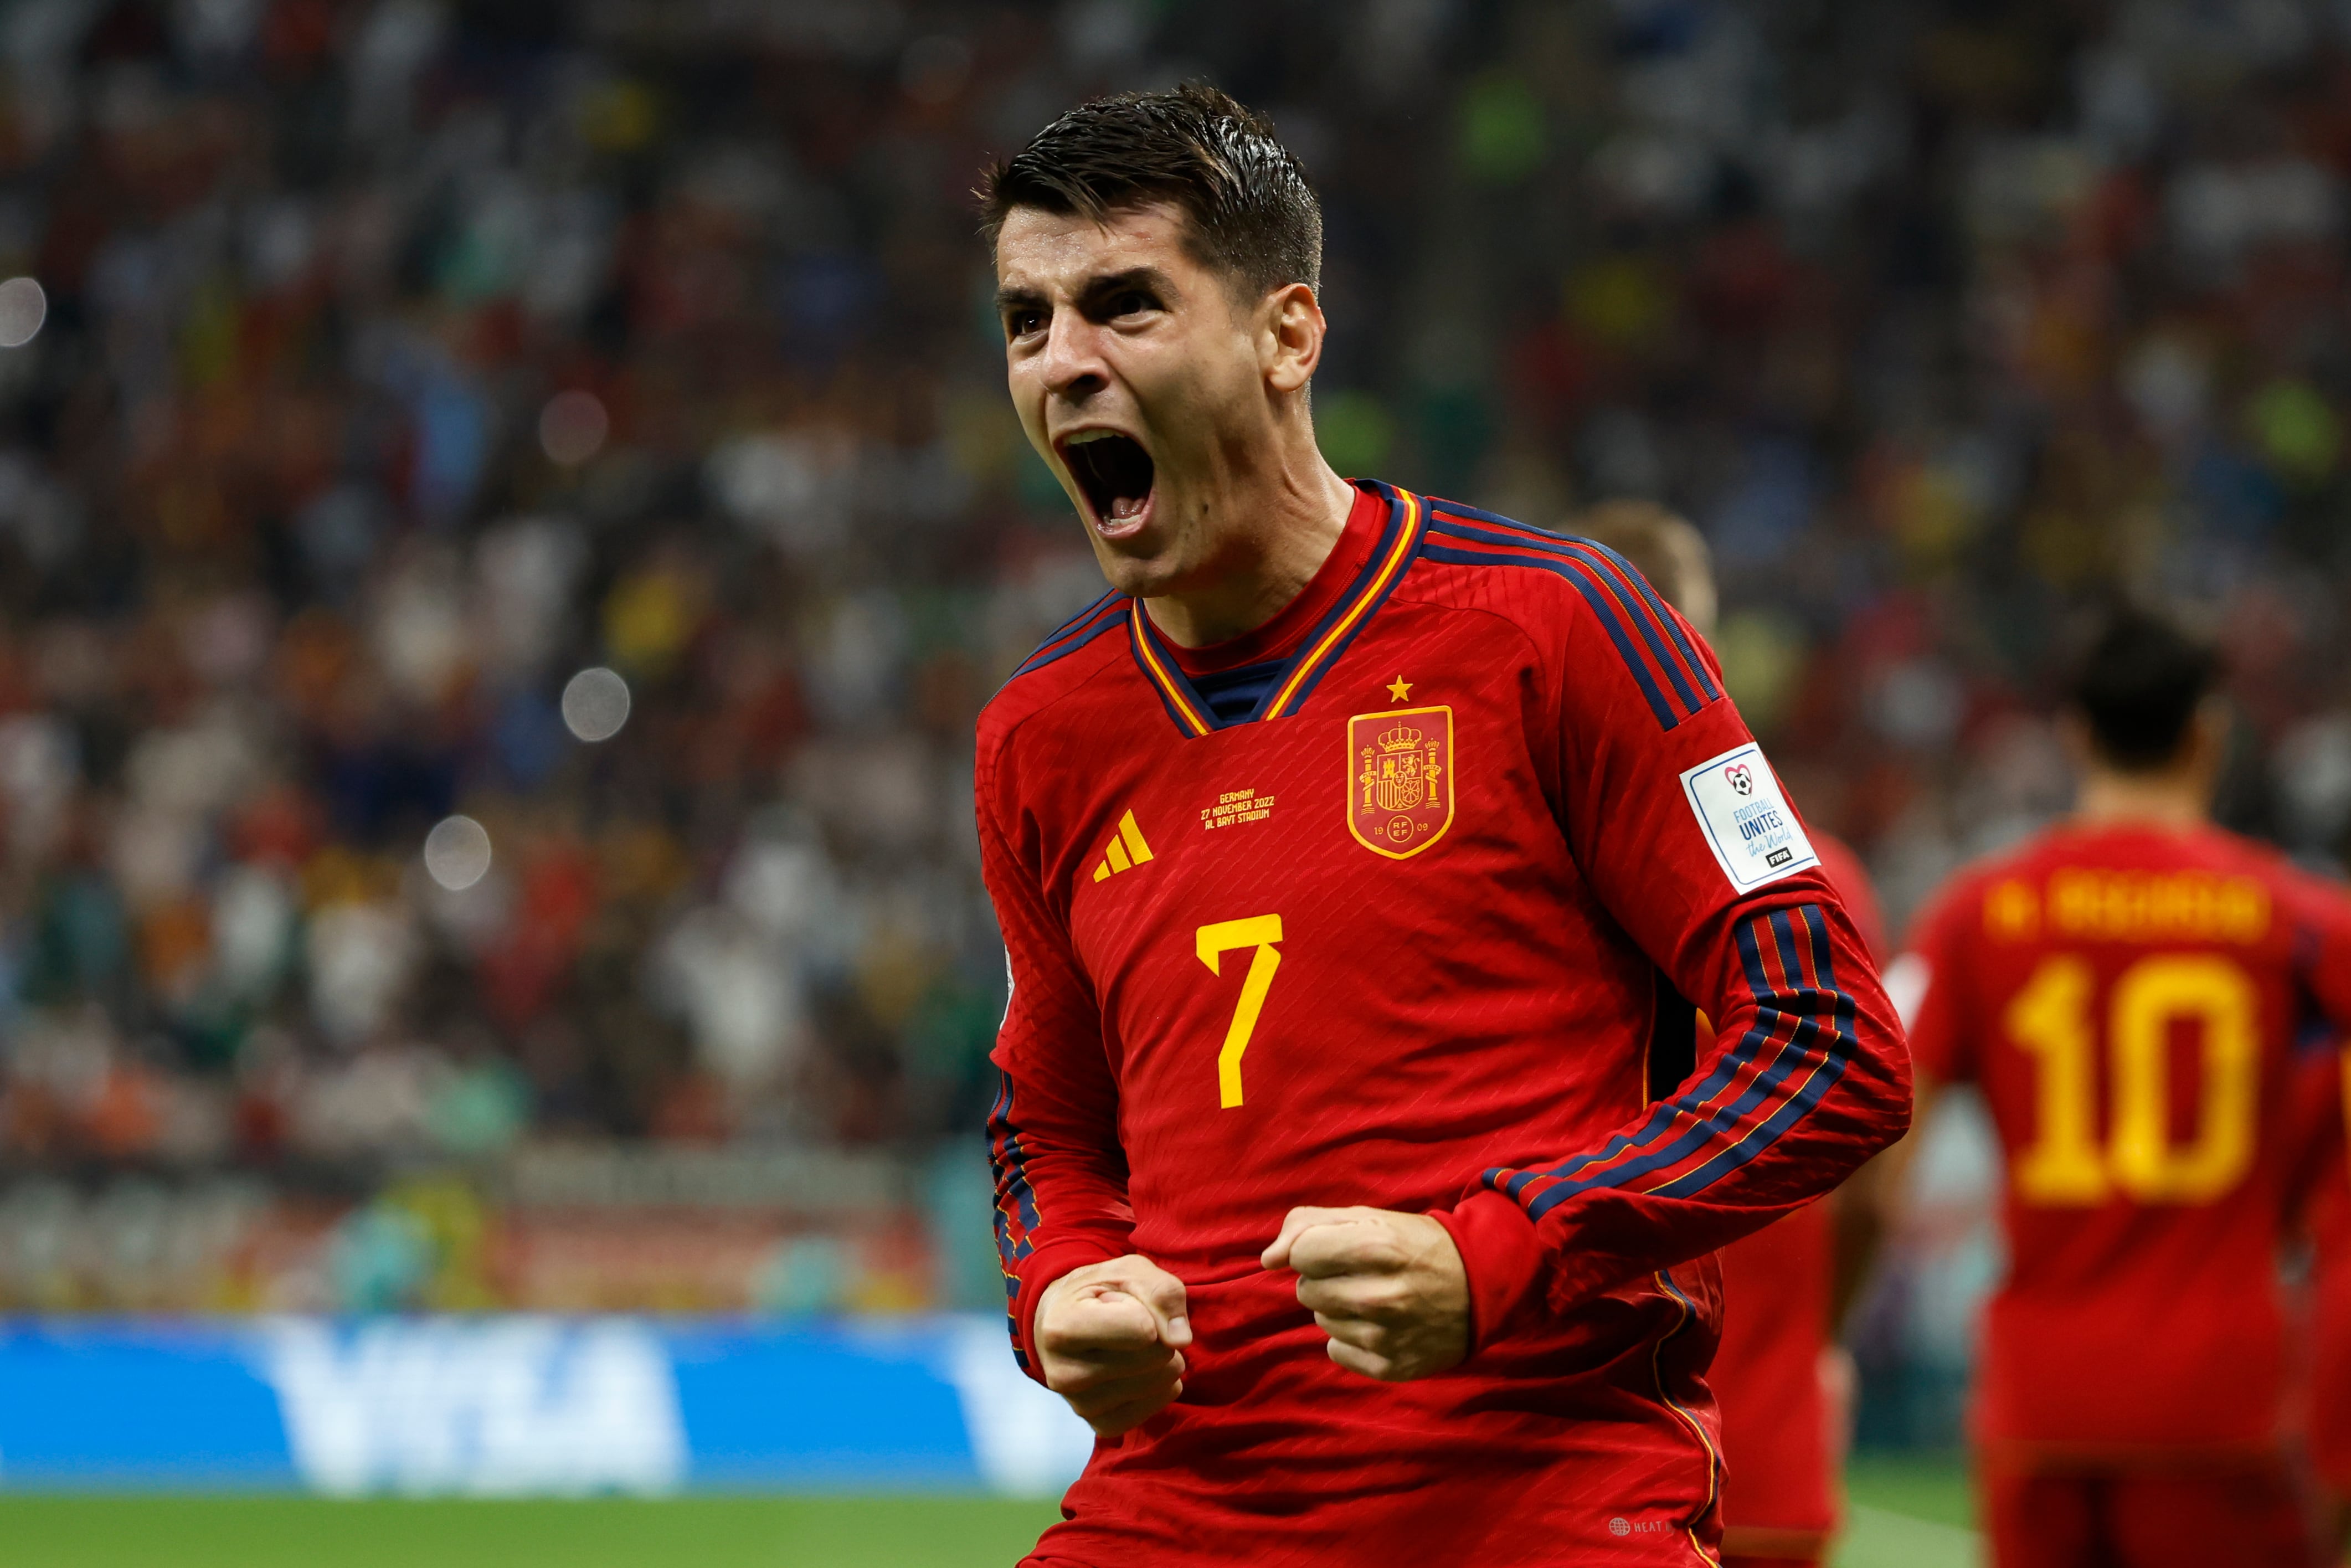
[1088,539,1181,600]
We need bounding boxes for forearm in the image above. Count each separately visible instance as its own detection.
[1436,897,1911,1349]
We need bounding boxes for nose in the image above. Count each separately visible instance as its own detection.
[1037,310,1109,405]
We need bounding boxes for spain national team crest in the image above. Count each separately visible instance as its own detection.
[1347,705,1455,860]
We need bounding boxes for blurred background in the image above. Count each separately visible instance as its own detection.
[0,0,2341,1562]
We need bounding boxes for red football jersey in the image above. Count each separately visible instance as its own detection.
[980,481,1910,1565]
[1901,821,2351,1463]
[2310,1135,2351,1492]
[2286,996,2351,1492]
[1712,833,1885,1558]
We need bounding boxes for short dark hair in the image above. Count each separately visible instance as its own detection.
[979,83,1321,300]
[2070,608,2220,771]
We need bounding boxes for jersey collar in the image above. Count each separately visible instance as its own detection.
[1128,480,1428,738]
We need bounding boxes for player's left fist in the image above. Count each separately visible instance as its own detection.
[1261,1206,1469,1383]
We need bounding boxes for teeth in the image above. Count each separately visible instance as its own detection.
[1064,430,1119,446]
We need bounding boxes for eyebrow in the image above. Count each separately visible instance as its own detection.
[992,266,1177,315]
[1077,266,1175,307]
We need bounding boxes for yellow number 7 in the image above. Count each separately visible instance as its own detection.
[1196,915,1284,1108]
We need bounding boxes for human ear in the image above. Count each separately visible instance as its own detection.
[1261,282,1325,395]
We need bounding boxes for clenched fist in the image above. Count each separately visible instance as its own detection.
[1261,1206,1469,1382]
[1033,1254,1193,1437]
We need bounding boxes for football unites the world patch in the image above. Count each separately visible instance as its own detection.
[1679,742,1818,892]
[1347,705,1455,859]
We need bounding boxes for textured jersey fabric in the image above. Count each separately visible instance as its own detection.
[976,481,1911,1566]
[1711,833,1884,1557]
[1902,821,2351,1463]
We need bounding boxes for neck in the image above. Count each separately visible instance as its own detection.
[1143,433,1357,648]
[2073,767,2209,831]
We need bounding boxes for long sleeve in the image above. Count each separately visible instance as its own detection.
[978,747,1135,1382]
[1429,554,1912,1349]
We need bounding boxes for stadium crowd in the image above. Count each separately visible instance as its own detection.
[0,0,2342,1331]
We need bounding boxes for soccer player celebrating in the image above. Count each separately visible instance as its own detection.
[974,85,1911,1565]
[1896,610,2351,1568]
[1580,500,1887,1568]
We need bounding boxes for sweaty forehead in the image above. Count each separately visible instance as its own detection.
[993,203,1201,294]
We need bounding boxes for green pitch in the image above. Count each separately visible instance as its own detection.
[0,1461,1972,1568]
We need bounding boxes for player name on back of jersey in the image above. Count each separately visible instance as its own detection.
[1983,868,2272,945]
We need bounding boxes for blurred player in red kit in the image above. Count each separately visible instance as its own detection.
[1895,610,2351,1568]
[1581,502,1886,1568]
[2291,1045,2351,1556]
[2312,1194,2351,1563]
[974,86,1912,1566]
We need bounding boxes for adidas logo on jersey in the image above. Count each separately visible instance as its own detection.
[1091,810,1155,882]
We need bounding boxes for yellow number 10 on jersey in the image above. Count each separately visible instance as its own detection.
[2006,952,2259,1206]
[1196,916,1283,1108]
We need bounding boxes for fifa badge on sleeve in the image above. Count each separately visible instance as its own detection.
[1679,742,1819,892]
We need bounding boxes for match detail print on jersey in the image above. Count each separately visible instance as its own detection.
[1679,742,1818,893]
[1347,705,1455,859]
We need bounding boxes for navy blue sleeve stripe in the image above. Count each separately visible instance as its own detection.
[1006,593,1127,682]
[1427,513,1719,714]
[1423,501,1721,702]
[1422,497,1721,703]
[1479,903,1860,1221]
[1649,911,1856,1198]
[1520,917,1805,1216]
[986,1072,1041,1270]
[1421,539,1682,729]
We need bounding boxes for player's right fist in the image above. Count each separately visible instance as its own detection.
[1033,1255,1193,1437]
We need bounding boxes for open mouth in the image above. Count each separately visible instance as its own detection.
[1059,430,1156,535]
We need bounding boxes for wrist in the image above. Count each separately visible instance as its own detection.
[1427,1191,1544,1357]
[1012,1238,1125,1380]
[1033,1269,1079,1334]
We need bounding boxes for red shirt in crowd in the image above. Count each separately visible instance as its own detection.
[1901,820,2351,1466]
[977,481,1910,1565]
